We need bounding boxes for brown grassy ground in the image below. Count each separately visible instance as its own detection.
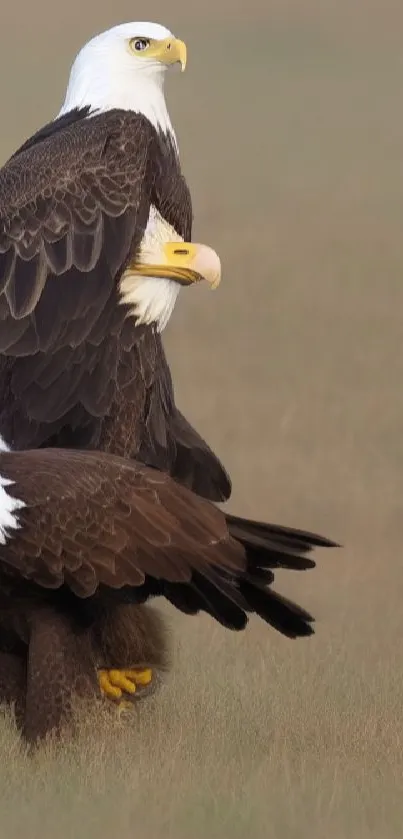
[0,1,402,836]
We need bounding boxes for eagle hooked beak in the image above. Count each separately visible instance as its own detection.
[164,38,187,71]
[130,242,221,289]
[153,37,187,71]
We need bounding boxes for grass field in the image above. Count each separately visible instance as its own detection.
[0,1,403,836]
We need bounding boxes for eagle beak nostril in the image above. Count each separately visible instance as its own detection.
[167,42,171,50]
[173,248,189,256]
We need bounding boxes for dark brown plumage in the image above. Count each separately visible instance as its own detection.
[0,103,236,742]
[0,99,338,743]
[0,446,335,741]
[0,106,229,500]
[0,448,332,628]
[0,447,334,630]
[0,602,168,743]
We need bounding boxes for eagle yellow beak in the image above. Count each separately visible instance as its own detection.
[130,242,221,289]
[155,37,187,71]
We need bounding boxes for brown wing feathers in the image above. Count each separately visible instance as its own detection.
[0,111,150,343]
[0,448,336,637]
[0,111,162,440]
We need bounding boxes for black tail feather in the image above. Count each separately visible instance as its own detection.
[102,509,337,640]
[226,513,339,552]
[245,545,316,571]
[223,513,338,637]
[240,580,315,638]
[226,514,338,575]
[163,514,336,637]
[191,571,247,630]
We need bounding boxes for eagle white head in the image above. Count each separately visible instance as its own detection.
[58,22,186,140]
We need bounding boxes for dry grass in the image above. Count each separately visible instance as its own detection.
[1,609,403,838]
[0,1,402,836]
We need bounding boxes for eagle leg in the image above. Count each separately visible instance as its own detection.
[91,603,170,706]
[98,667,153,703]
[24,608,97,744]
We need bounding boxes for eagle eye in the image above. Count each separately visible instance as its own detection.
[130,37,150,53]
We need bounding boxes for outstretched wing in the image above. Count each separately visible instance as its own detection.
[0,448,331,637]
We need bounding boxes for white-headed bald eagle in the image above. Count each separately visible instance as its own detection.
[0,22,338,743]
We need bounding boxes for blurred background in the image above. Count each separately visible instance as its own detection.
[1,1,403,836]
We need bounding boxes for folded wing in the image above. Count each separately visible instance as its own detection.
[0,448,337,637]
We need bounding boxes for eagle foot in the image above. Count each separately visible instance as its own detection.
[98,668,153,703]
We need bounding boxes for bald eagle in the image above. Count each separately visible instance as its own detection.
[0,22,338,742]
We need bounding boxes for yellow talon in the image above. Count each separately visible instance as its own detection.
[108,670,137,694]
[98,668,153,703]
[126,668,153,686]
[98,670,123,700]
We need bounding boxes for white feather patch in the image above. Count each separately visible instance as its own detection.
[0,434,25,543]
[119,274,180,332]
[0,436,10,452]
[119,206,182,331]
[0,476,25,544]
